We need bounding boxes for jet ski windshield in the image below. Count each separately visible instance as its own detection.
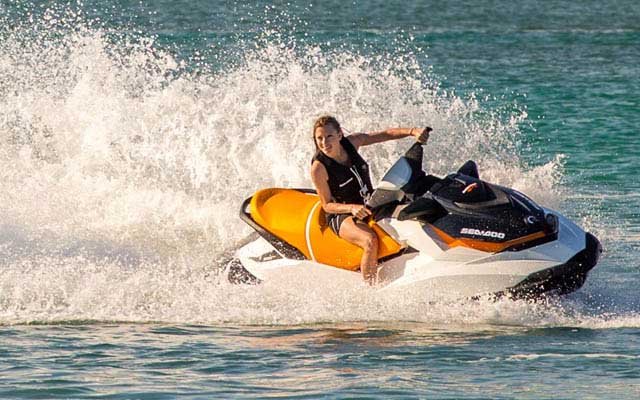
[367,142,427,209]
[377,157,413,191]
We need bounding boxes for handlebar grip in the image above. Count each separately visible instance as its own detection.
[416,127,432,145]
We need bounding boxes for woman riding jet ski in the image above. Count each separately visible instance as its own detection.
[230,118,602,299]
[311,116,431,284]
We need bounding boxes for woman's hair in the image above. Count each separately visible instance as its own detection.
[312,115,341,150]
[313,115,341,133]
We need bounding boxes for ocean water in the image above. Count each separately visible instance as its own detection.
[0,0,639,398]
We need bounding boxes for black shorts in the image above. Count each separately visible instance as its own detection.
[326,213,351,236]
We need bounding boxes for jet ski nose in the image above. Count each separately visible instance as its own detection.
[589,232,603,260]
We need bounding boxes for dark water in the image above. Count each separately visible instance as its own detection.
[2,324,639,398]
[0,0,639,398]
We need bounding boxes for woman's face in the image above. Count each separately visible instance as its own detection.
[314,124,342,158]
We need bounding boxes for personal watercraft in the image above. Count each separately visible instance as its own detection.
[229,142,601,299]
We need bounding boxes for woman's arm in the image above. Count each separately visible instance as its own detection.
[311,161,371,219]
[348,127,431,148]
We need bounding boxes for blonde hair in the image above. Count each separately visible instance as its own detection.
[313,115,341,133]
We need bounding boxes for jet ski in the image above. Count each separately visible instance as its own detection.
[229,142,602,299]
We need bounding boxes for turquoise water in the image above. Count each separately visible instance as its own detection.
[1,1,639,398]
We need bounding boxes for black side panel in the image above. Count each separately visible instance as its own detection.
[239,194,308,260]
[429,180,549,244]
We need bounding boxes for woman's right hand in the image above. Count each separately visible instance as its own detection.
[351,205,372,221]
[412,127,432,143]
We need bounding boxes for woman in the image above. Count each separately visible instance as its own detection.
[310,115,431,284]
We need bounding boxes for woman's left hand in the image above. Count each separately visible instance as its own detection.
[412,127,432,143]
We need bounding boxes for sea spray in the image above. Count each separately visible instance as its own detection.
[0,4,572,325]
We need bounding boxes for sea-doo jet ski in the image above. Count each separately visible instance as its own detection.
[230,142,601,299]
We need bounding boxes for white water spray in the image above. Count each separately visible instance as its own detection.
[0,6,597,326]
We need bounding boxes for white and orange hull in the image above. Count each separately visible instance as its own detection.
[232,188,601,299]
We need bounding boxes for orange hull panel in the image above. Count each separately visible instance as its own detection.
[249,188,403,271]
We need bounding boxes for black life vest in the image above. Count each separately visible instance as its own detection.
[312,136,374,205]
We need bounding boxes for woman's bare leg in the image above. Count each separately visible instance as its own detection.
[338,217,379,284]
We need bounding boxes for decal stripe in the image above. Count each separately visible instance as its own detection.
[305,201,321,261]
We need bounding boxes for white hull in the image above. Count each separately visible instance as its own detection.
[233,209,597,299]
